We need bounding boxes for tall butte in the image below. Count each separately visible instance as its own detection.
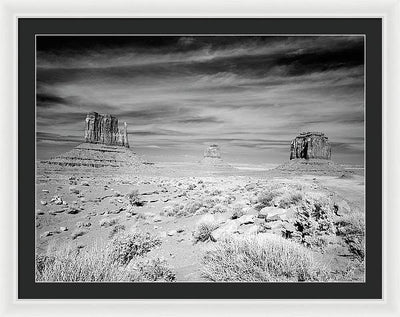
[289,132,331,160]
[39,112,148,169]
[276,132,344,175]
[84,112,129,148]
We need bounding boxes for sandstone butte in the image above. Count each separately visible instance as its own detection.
[289,132,331,160]
[84,112,129,148]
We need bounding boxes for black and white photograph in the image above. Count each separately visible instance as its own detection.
[35,35,366,283]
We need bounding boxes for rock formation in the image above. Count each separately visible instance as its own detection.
[39,112,155,169]
[199,144,233,169]
[290,132,331,160]
[204,144,221,159]
[276,132,345,175]
[84,112,129,148]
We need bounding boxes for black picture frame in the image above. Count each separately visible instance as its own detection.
[18,18,382,299]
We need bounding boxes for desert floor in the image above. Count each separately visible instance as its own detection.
[35,163,365,282]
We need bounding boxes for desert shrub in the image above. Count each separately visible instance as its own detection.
[256,191,279,209]
[71,229,88,240]
[135,213,146,221]
[211,189,222,196]
[35,242,175,282]
[99,217,119,228]
[278,192,303,209]
[183,200,204,215]
[336,209,365,260]
[35,244,125,282]
[126,189,144,206]
[108,231,161,265]
[297,192,336,237]
[202,197,218,209]
[127,258,176,282]
[329,259,364,282]
[193,215,219,243]
[210,203,229,214]
[202,234,328,282]
[108,224,126,239]
[336,210,365,236]
[36,254,56,275]
[231,208,246,219]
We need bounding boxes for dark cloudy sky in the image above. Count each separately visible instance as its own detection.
[36,36,364,165]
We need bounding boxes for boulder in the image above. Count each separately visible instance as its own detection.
[69,186,80,194]
[238,224,259,235]
[258,206,286,221]
[167,230,177,236]
[211,220,240,241]
[237,214,255,225]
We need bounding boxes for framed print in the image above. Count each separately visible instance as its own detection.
[15,17,383,300]
[1,0,399,313]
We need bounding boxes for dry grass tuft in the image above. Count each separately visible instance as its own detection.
[202,234,328,282]
[126,189,144,206]
[99,217,119,228]
[36,231,171,282]
[193,215,219,243]
[108,231,161,265]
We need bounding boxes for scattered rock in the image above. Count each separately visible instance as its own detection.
[334,199,351,216]
[71,229,88,240]
[153,216,162,222]
[238,224,259,235]
[258,207,287,222]
[211,220,240,241]
[76,221,91,228]
[50,195,64,205]
[69,186,80,194]
[40,231,52,238]
[237,214,255,225]
[48,208,66,215]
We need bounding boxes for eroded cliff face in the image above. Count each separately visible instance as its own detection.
[84,112,129,147]
[290,132,331,160]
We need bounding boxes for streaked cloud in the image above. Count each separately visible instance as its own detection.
[36,36,364,164]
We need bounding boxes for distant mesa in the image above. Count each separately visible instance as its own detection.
[85,112,129,148]
[204,144,222,159]
[199,144,233,169]
[277,132,344,175]
[290,132,331,160]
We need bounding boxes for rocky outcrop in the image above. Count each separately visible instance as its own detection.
[39,143,145,168]
[84,112,129,147]
[290,132,331,160]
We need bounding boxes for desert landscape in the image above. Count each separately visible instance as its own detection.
[35,35,365,282]
[35,113,365,282]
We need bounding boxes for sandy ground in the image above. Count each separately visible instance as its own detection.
[35,163,365,282]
